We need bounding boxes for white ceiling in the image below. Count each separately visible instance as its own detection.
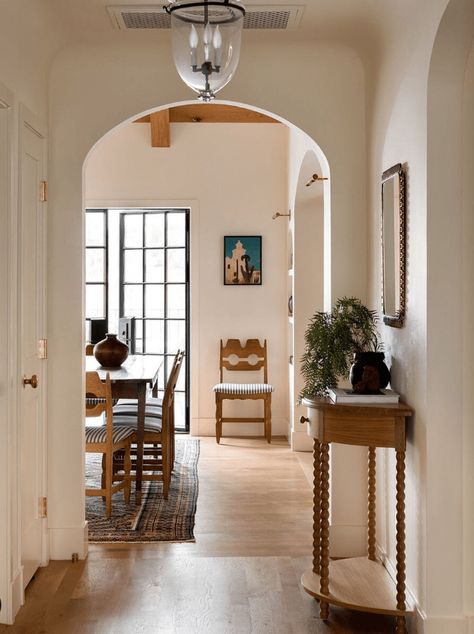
[46,0,419,49]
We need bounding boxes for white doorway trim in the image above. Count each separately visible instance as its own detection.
[0,80,19,626]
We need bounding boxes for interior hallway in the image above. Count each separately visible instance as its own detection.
[1,438,396,633]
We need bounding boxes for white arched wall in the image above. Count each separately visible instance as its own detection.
[426,0,474,628]
[366,0,473,630]
[47,39,368,561]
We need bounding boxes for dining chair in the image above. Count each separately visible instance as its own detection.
[212,339,274,443]
[111,350,185,498]
[85,371,133,518]
[85,343,94,356]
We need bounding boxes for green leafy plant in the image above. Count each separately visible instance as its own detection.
[300,297,382,398]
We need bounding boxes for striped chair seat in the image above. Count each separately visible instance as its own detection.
[111,414,163,433]
[85,425,134,444]
[212,383,274,395]
[113,397,163,419]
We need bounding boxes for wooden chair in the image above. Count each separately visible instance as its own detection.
[212,339,274,444]
[111,350,185,498]
[85,343,94,356]
[85,372,133,518]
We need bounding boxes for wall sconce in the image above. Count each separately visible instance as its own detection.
[272,210,291,220]
[305,173,328,187]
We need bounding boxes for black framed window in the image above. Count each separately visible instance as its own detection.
[119,210,190,432]
[85,210,108,341]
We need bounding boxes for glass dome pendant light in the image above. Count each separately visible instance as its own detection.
[164,0,246,102]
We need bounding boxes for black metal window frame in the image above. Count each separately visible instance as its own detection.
[119,209,190,433]
[85,209,109,333]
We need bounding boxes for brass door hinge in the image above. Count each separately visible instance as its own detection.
[38,339,48,359]
[40,180,48,203]
[39,497,47,518]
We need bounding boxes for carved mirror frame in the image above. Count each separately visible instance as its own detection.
[381,163,406,328]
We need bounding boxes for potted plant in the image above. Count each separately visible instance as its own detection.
[300,297,389,398]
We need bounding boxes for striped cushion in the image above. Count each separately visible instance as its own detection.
[112,414,163,433]
[113,397,163,419]
[85,425,134,444]
[212,383,274,395]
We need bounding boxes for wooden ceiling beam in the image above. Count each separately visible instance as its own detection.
[150,110,170,147]
[135,104,279,126]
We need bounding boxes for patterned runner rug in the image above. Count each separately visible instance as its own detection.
[85,437,199,542]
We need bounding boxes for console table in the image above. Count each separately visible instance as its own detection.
[300,397,414,634]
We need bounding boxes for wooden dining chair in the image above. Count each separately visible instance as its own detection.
[212,339,274,443]
[85,371,133,518]
[85,343,94,356]
[111,350,185,498]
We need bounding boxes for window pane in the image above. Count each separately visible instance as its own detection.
[144,320,165,354]
[166,249,186,283]
[123,214,143,248]
[86,284,105,319]
[86,248,105,283]
[145,213,165,247]
[124,285,143,317]
[135,319,143,340]
[145,284,164,318]
[167,213,186,247]
[167,320,186,354]
[135,339,143,354]
[174,391,186,430]
[145,249,164,283]
[167,285,186,318]
[86,213,105,247]
[124,250,143,283]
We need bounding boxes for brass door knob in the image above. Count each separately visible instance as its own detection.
[23,374,38,389]
[300,416,310,424]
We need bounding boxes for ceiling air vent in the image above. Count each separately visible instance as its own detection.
[107,5,305,31]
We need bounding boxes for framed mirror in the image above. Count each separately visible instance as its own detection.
[382,163,406,327]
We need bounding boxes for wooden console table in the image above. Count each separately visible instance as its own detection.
[300,397,414,634]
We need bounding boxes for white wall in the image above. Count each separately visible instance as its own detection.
[367,0,474,630]
[85,120,289,437]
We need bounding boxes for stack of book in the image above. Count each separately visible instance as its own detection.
[328,387,400,404]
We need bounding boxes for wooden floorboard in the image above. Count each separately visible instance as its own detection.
[1,437,397,633]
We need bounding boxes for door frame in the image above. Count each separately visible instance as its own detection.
[0,95,48,624]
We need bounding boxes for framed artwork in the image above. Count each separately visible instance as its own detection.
[224,236,262,285]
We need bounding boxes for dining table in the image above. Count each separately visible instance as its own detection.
[86,354,163,504]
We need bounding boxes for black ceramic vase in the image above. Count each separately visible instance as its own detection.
[93,333,129,368]
[349,351,390,394]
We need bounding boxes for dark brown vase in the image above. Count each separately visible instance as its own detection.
[349,351,390,394]
[93,333,129,368]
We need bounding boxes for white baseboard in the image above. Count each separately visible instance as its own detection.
[290,429,313,451]
[8,566,23,624]
[328,523,367,558]
[192,417,289,439]
[49,522,88,560]
[414,612,470,634]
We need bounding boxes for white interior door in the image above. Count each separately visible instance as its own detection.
[19,118,46,589]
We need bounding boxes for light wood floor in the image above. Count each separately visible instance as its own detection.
[1,437,397,633]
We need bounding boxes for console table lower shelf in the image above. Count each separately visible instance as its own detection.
[302,557,414,616]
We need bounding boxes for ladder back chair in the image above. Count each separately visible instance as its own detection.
[212,339,274,443]
[111,350,185,498]
[85,372,133,518]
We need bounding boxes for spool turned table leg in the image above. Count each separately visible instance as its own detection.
[395,449,407,634]
[368,446,376,561]
[319,442,330,620]
[313,439,321,575]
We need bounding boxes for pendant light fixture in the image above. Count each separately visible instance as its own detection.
[164,0,246,102]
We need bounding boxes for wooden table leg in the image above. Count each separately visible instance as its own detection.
[319,442,330,620]
[395,449,407,634]
[313,439,321,575]
[135,383,146,504]
[368,446,376,561]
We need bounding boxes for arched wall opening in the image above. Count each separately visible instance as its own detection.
[83,100,330,443]
[46,39,369,564]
